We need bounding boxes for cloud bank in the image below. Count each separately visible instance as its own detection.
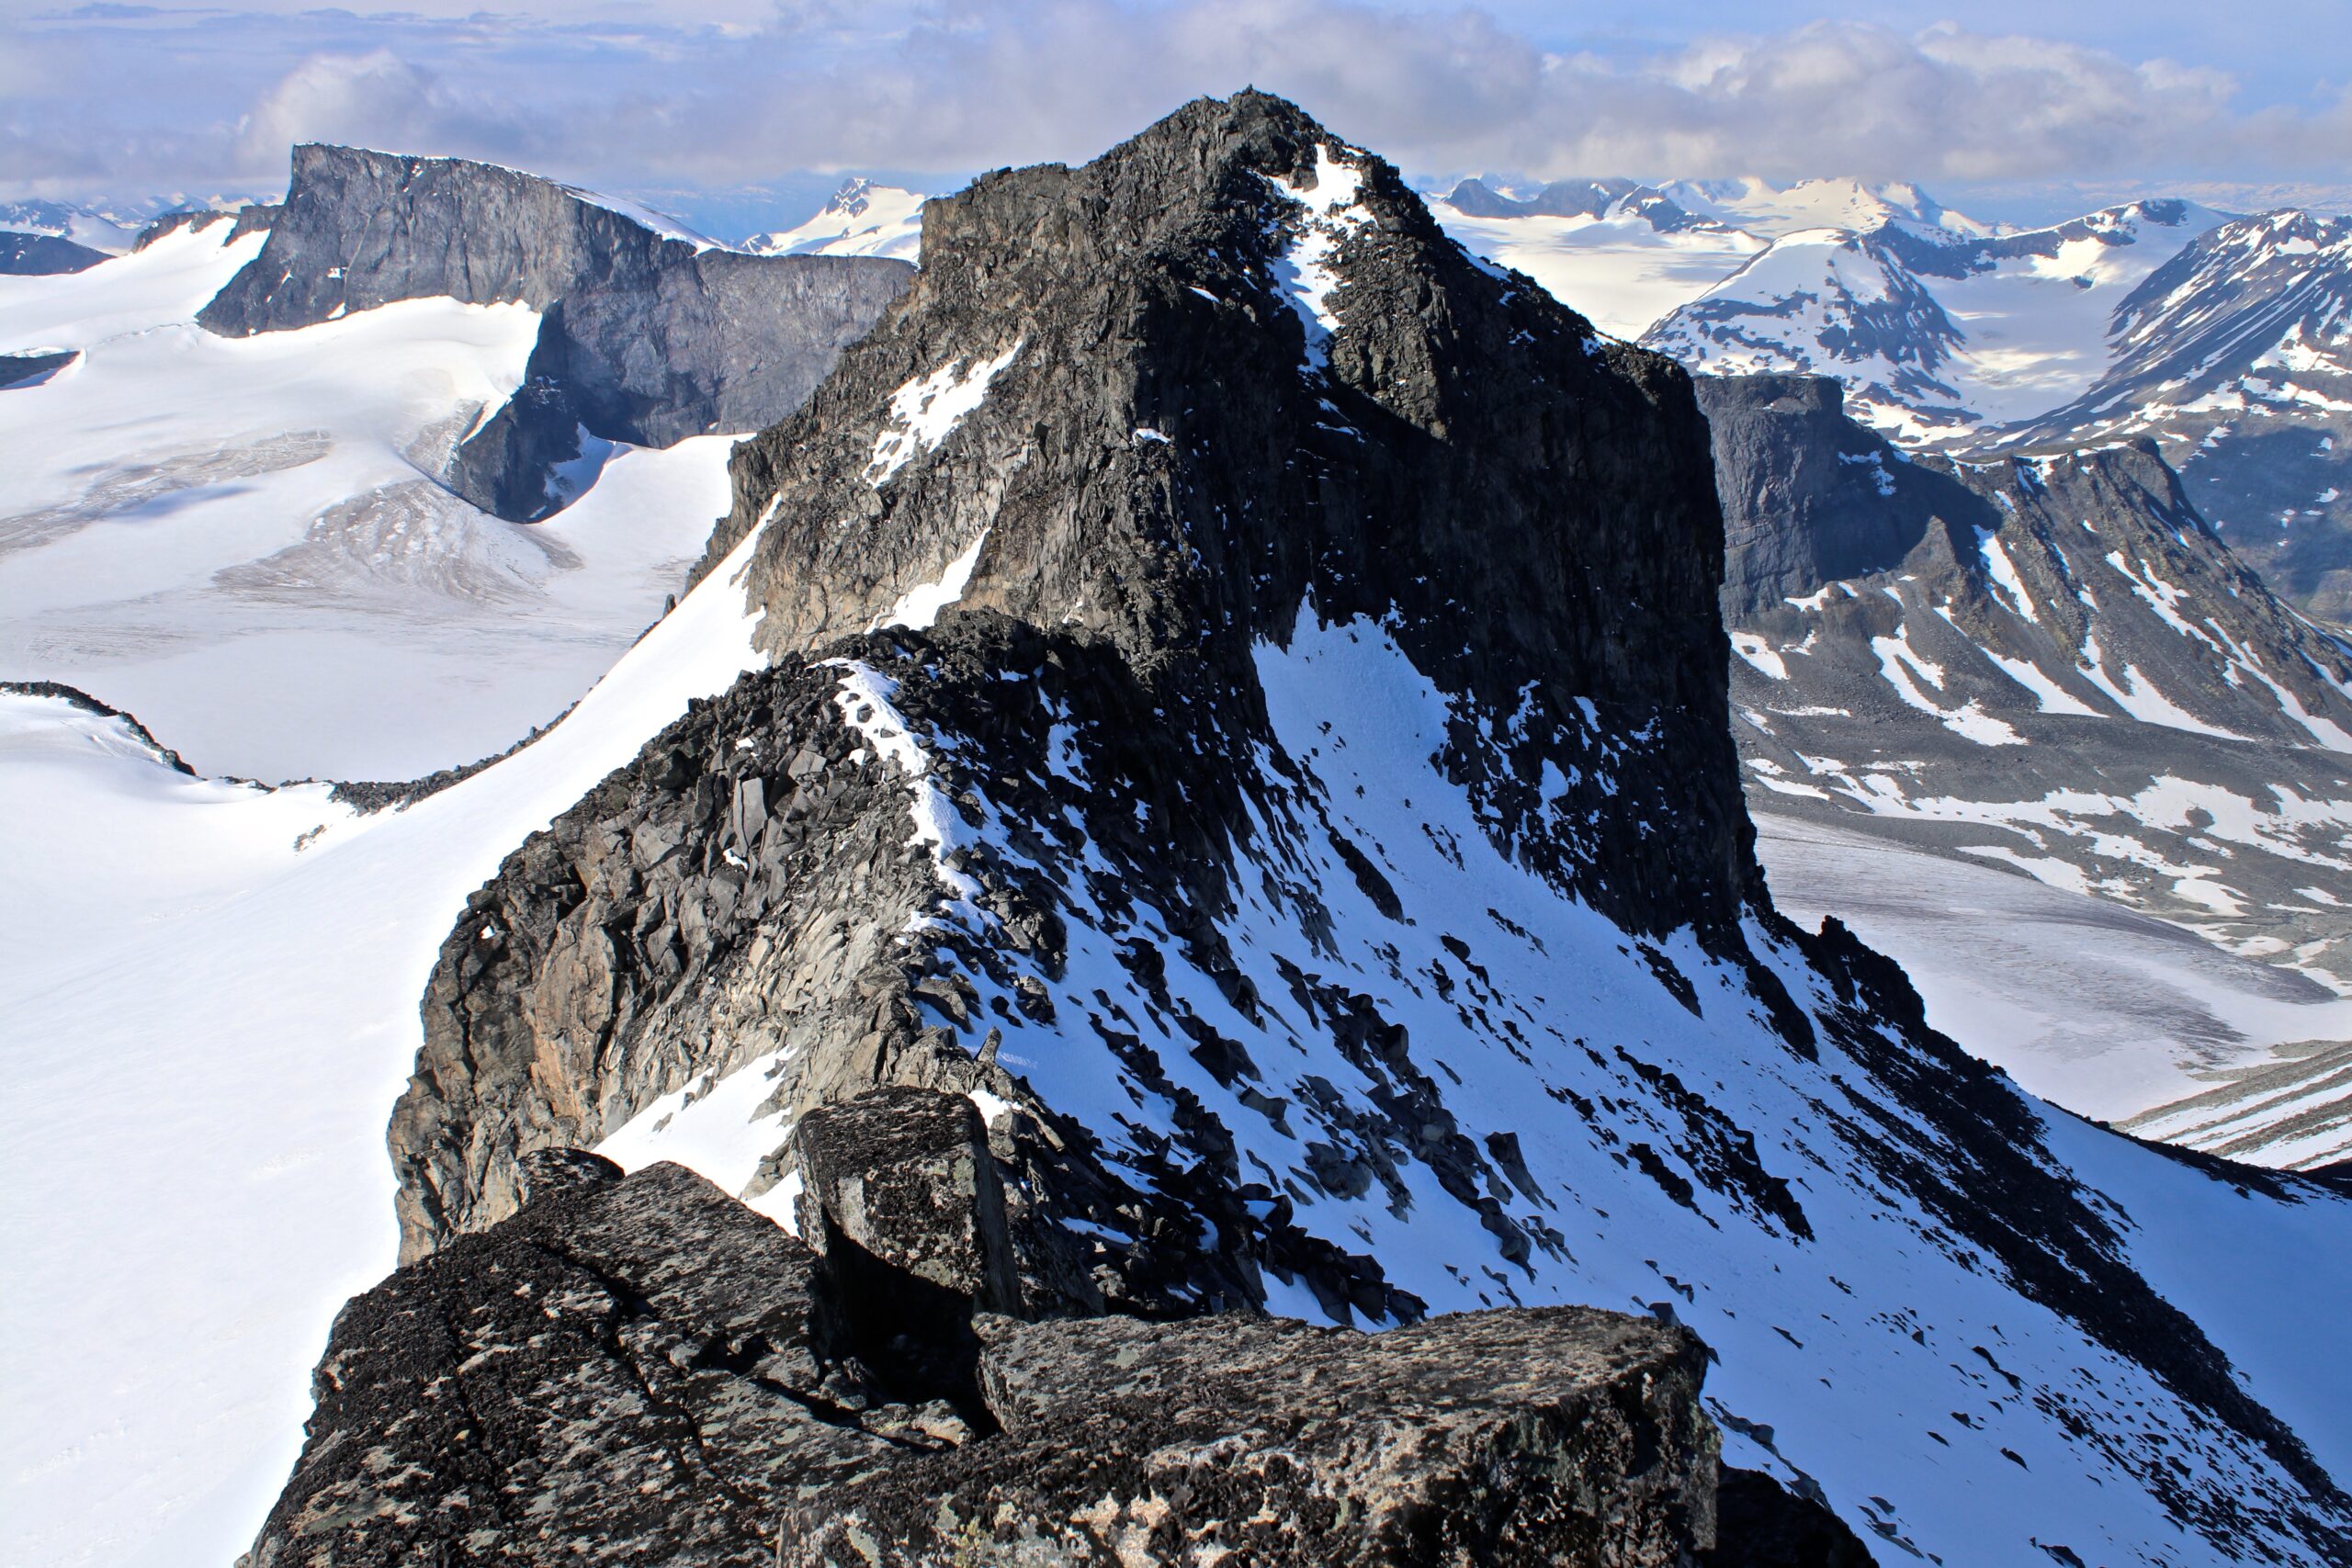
[5,1,2349,217]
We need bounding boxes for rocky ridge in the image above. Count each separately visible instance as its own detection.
[1996,209,2352,625]
[0,231,108,275]
[198,145,911,519]
[254,1104,1867,1566]
[382,94,2352,1563]
[1704,375,2352,999]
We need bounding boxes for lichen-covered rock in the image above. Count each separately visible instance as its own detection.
[245,1156,1721,1568]
[780,1305,1716,1567]
[788,1083,1023,1314]
[239,1161,944,1568]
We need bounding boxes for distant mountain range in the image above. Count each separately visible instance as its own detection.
[1411,175,2352,626]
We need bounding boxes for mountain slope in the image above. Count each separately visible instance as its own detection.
[370,94,2352,1567]
[1702,373,2352,1164]
[202,144,911,517]
[0,231,109,275]
[0,513,778,1568]
[1999,209,2352,624]
[1645,200,2227,441]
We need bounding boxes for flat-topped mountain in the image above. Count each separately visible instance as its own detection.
[198,144,912,519]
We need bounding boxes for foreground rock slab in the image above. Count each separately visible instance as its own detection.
[782,1306,1716,1567]
[243,1156,1722,1567]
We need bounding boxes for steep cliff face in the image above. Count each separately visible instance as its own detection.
[1705,374,2352,989]
[385,95,2352,1564]
[198,145,911,516]
[703,89,1748,936]
[1704,373,2352,1167]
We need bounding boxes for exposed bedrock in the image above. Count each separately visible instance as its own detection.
[386,93,2352,1562]
[0,230,109,274]
[1699,371,2352,995]
[252,1116,1739,1568]
[198,144,911,516]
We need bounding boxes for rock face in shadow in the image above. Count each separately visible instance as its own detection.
[0,348,78,388]
[245,1127,1723,1568]
[0,231,107,274]
[703,89,1748,936]
[1696,373,1986,618]
[198,144,911,516]
[1700,371,2352,1035]
[1700,1468,1878,1566]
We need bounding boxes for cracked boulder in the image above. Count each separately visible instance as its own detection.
[244,1155,1724,1568]
[238,1160,962,1568]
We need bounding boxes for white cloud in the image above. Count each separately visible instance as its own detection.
[6,3,2351,213]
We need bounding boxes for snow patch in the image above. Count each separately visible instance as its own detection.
[865,344,1022,486]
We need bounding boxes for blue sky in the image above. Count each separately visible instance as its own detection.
[5,2,2349,232]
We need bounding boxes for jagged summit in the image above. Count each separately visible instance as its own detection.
[707,89,1748,937]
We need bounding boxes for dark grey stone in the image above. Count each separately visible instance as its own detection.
[1700,370,2352,978]
[0,231,107,275]
[243,1156,1720,1568]
[0,348,78,387]
[197,145,912,499]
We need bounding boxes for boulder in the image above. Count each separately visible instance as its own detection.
[245,1152,1723,1568]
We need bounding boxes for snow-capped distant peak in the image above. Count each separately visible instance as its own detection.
[1657,175,1998,240]
[744,177,926,263]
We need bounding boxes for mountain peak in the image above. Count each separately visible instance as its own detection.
[700,90,1745,941]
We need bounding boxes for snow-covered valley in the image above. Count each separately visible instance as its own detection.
[0,221,732,779]
[0,522,772,1568]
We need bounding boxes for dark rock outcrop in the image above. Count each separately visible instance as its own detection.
[385,96,2352,1562]
[246,1149,1721,1568]
[391,629,1395,1322]
[0,231,107,274]
[1701,1469,1878,1566]
[1698,373,1976,617]
[0,348,78,388]
[394,91,1755,1276]
[786,1305,1717,1568]
[786,1084,1023,1317]
[437,377,604,523]
[0,681,196,773]
[706,89,1747,933]
[198,145,912,517]
[130,204,277,251]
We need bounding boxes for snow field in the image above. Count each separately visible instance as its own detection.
[0,222,733,780]
[593,604,2352,1564]
[0,522,773,1568]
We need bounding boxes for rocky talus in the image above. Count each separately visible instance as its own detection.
[198,144,911,517]
[379,94,2352,1562]
[258,1092,1871,1567]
